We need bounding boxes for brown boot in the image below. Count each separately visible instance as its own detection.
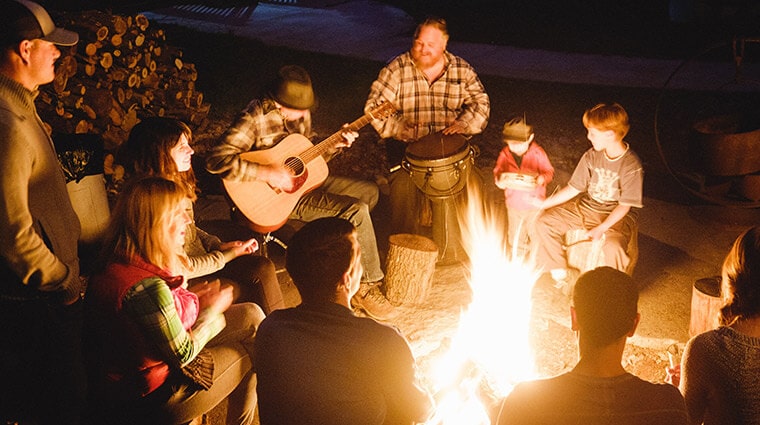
[352,283,397,321]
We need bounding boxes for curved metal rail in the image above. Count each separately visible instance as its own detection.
[654,36,760,207]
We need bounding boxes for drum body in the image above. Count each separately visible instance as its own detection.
[402,133,473,198]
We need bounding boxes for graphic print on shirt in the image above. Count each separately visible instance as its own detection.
[588,167,620,203]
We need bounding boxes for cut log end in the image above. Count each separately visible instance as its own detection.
[37,10,208,149]
[384,234,438,306]
[689,276,723,337]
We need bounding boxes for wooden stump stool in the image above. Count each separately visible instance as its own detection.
[689,276,723,337]
[384,234,438,306]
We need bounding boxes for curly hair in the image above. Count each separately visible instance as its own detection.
[719,226,760,326]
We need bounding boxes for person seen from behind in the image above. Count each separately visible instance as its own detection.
[254,217,435,425]
[498,266,687,424]
[668,225,760,425]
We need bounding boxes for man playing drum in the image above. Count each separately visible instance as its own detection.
[365,17,490,242]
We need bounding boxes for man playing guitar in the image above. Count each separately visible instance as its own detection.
[206,65,395,320]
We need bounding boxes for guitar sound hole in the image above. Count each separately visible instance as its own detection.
[286,157,305,177]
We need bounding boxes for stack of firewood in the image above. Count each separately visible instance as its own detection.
[37,10,211,151]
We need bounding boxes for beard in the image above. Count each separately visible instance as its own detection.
[412,51,441,70]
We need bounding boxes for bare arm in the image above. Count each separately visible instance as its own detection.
[540,185,580,210]
[586,203,631,240]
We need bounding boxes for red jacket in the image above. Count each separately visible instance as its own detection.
[86,257,195,401]
[493,142,554,210]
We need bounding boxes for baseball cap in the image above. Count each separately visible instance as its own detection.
[502,116,533,143]
[1,0,79,47]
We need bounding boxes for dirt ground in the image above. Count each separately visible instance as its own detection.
[161,19,760,423]
[201,174,760,423]
[196,119,760,424]
[255,167,760,383]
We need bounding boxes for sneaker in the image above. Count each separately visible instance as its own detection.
[550,268,568,286]
[352,285,397,321]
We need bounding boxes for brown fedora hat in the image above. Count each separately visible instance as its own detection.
[271,65,315,110]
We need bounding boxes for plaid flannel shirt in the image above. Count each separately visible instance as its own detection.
[206,98,314,182]
[123,276,226,368]
[365,51,490,140]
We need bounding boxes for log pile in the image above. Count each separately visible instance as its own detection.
[37,10,211,151]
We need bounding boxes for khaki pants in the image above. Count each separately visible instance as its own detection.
[531,199,638,274]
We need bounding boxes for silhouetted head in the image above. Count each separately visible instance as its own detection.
[573,266,639,347]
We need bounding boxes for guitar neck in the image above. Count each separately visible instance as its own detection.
[300,113,374,163]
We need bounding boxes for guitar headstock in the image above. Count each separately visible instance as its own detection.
[368,101,396,121]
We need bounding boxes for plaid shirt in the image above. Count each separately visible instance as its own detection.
[206,98,314,182]
[123,275,225,368]
[365,51,490,140]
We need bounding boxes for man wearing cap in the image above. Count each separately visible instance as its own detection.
[0,1,85,424]
[497,267,687,424]
[206,65,395,320]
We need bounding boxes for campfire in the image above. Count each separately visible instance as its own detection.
[420,184,542,424]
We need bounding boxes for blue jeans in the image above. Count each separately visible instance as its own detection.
[291,175,384,283]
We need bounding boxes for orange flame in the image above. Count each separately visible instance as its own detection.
[424,182,540,424]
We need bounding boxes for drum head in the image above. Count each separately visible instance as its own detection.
[406,133,468,160]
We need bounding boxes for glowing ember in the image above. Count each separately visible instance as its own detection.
[424,184,540,424]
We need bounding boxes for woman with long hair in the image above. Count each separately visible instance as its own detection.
[679,226,760,424]
[86,177,262,424]
[117,117,284,313]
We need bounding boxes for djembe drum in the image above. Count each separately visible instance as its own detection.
[402,133,475,265]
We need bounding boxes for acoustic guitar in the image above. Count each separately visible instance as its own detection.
[223,102,396,233]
